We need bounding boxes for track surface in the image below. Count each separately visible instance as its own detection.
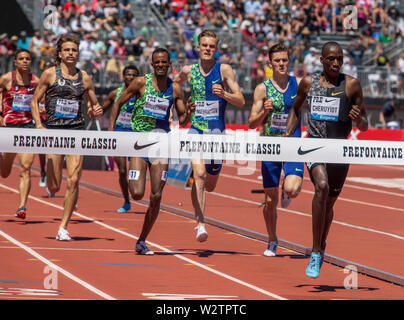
[0,159,403,300]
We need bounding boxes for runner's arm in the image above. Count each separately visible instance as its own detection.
[285,76,311,137]
[102,89,118,113]
[108,76,144,131]
[348,77,368,132]
[173,82,191,127]
[31,68,53,129]
[219,63,245,107]
[173,65,191,84]
[82,71,103,119]
[248,83,270,129]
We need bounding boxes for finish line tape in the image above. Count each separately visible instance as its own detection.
[1,128,403,165]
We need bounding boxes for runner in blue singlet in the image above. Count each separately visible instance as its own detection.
[175,30,245,243]
[103,65,139,213]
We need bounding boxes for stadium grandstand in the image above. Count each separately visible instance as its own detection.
[1,0,403,128]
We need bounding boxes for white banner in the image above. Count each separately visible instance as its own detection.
[1,127,403,165]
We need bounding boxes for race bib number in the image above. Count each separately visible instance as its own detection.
[116,111,132,128]
[12,94,33,112]
[310,96,340,122]
[55,99,79,119]
[143,96,169,119]
[195,100,219,120]
[269,113,288,133]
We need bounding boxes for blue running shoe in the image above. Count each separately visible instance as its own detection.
[117,202,131,213]
[306,252,322,278]
[264,241,278,257]
[135,241,154,255]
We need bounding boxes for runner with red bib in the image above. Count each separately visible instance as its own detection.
[0,49,40,219]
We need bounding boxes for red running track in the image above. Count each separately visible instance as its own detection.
[0,159,403,300]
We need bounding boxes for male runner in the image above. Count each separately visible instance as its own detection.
[285,41,368,278]
[248,43,303,257]
[0,49,40,219]
[31,34,103,241]
[109,48,191,255]
[175,30,245,242]
[103,64,139,213]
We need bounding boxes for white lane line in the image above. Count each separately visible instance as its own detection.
[209,192,404,241]
[0,183,287,300]
[219,173,404,212]
[0,229,116,300]
[223,164,404,197]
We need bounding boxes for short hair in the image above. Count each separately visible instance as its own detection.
[14,48,31,60]
[197,29,220,46]
[152,47,170,62]
[321,41,342,56]
[54,33,80,65]
[122,64,139,76]
[268,43,289,60]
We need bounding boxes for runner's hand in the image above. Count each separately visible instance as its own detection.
[186,96,195,115]
[263,99,273,114]
[349,105,362,124]
[88,103,103,119]
[212,84,224,98]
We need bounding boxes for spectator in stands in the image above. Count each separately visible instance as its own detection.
[17,31,31,50]
[348,39,367,66]
[379,27,393,46]
[93,33,107,56]
[113,37,127,62]
[166,41,177,61]
[397,51,404,96]
[29,30,44,74]
[118,0,131,20]
[7,35,18,56]
[379,98,401,129]
[79,33,96,73]
[103,0,118,18]
[122,11,137,40]
[303,47,317,75]
[342,57,358,79]
[140,20,155,43]
[184,41,198,60]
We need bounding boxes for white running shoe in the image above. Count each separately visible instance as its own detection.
[195,225,208,242]
[56,228,71,241]
[39,172,46,187]
[264,241,278,257]
[46,186,55,198]
[280,188,291,208]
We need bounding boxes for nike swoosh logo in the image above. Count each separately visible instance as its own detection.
[297,146,324,155]
[331,91,343,96]
[212,79,220,84]
[291,95,297,99]
[162,95,171,99]
[325,99,335,103]
[28,87,35,92]
[72,82,80,86]
[133,141,158,150]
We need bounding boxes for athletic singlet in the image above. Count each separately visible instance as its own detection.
[130,73,174,133]
[44,65,85,128]
[190,63,227,133]
[307,72,352,139]
[264,76,300,137]
[2,71,36,125]
[114,86,136,130]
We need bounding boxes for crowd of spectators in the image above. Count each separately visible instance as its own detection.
[0,0,403,95]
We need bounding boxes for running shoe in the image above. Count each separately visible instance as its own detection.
[117,202,131,213]
[306,252,322,278]
[195,225,208,242]
[135,240,154,255]
[46,186,55,198]
[39,172,46,187]
[15,207,26,220]
[263,241,278,257]
[280,188,291,208]
[56,228,71,241]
